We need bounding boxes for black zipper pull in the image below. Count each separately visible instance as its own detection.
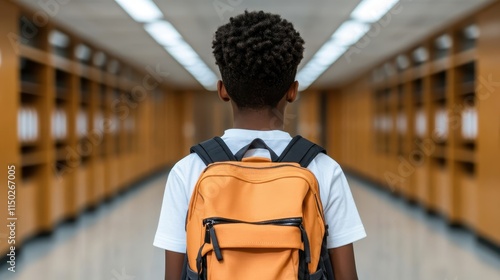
[209,225,223,261]
[299,224,311,264]
[204,220,212,244]
[203,220,223,261]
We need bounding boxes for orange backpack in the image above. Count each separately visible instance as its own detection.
[184,136,334,280]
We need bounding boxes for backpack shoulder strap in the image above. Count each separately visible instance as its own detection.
[190,137,236,165]
[277,136,326,167]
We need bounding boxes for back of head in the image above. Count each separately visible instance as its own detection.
[212,11,305,110]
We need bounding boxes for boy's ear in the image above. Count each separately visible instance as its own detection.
[286,81,299,103]
[217,80,231,102]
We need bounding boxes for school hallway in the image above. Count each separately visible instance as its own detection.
[1,171,499,280]
[2,0,500,279]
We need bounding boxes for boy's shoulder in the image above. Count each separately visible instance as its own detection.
[169,153,206,180]
[175,152,203,166]
[311,152,341,166]
[308,152,343,174]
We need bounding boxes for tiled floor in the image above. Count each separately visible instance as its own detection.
[352,178,500,280]
[1,172,499,280]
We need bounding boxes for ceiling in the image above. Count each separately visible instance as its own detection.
[18,0,495,90]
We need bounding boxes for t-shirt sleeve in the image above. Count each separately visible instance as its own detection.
[153,166,189,253]
[313,155,367,249]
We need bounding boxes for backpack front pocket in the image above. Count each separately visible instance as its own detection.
[196,218,311,280]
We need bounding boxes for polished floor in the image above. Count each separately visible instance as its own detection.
[1,172,499,280]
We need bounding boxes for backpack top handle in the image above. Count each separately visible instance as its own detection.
[234,138,279,161]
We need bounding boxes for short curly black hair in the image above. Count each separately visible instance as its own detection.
[212,11,305,110]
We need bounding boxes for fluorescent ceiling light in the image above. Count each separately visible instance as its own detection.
[296,22,365,90]
[296,43,346,90]
[185,62,218,90]
[313,41,347,66]
[166,42,199,67]
[296,0,402,90]
[332,20,370,47]
[297,34,351,90]
[115,0,163,22]
[144,21,182,47]
[297,64,330,90]
[145,20,218,90]
[299,64,329,80]
[351,0,400,23]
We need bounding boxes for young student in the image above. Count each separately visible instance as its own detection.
[154,10,366,280]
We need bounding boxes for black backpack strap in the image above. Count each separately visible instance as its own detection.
[277,136,326,167]
[190,137,236,165]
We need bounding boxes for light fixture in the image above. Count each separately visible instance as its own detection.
[145,20,218,90]
[185,62,218,88]
[297,20,368,90]
[297,0,401,90]
[313,40,348,66]
[296,64,329,90]
[144,21,182,47]
[351,0,400,23]
[115,0,163,23]
[167,43,200,67]
[297,42,346,90]
[115,1,219,90]
[332,20,370,47]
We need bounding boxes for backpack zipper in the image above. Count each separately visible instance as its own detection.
[201,217,311,263]
[203,217,303,226]
[204,162,301,172]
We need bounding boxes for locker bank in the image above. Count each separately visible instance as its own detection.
[0,0,500,279]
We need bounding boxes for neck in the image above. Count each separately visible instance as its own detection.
[232,107,285,131]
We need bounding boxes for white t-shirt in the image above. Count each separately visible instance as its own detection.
[153,129,366,252]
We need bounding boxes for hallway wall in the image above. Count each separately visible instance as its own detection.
[326,1,500,246]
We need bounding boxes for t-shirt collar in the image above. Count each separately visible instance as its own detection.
[221,128,292,140]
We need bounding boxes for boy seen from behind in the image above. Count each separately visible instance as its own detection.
[154,10,366,280]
